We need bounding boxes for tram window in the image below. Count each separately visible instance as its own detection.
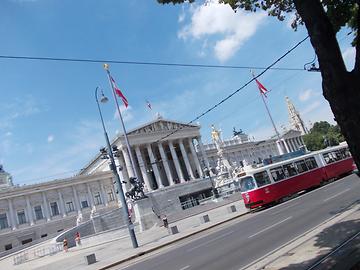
[323,153,334,164]
[283,163,298,177]
[254,171,271,187]
[240,177,256,192]
[305,157,318,169]
[295,160,308,173]
[270,167,285,182]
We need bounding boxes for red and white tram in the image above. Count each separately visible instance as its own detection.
[239,144,355,209]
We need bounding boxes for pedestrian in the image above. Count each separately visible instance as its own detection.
[75,232,81,246]
[162,215,168,228]
[63,238,68,252]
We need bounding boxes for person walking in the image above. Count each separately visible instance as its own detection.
[75,232,81,246]
[63,238,68,252]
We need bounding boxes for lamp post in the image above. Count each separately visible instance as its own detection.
[95,87,138,248]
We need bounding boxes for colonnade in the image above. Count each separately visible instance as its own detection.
[1,180,113,230]
[117,136,209,192]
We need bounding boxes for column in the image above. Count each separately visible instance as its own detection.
[57,190,67,217]
[291,138,298,151]
[158,142,174,186]
[296,136,302,147]
[72,186,81,214]
[116,152,129,192]
[146,144,163,188]
[25,196,34,225]
[197,136,210,169]
[282,139,290,153]
[169,141,184,183]
[179,140,195,180]
[42,192,51,221]
[86,183,95,209]
[189,138,203,178]
[287,139,293,152]
[135,146,153,191]
[7,199,17,230]
[276,140,285,155]
[121,146,135,178]
[100,181,109,206]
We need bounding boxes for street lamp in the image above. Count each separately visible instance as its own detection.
[95,87,138,248]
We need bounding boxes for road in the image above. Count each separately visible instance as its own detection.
[118,174,360,270]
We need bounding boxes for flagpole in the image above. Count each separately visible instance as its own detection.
[251,71,281,141]
[103,64,139,248]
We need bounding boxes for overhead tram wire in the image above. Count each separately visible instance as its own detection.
[0,54,305,71]
[155,35,310,143]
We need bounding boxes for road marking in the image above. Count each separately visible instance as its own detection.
[323,188,350,202]
[248,217,292,238]
[271,203,299,215]
[179,266,190,270]
[187,231,234,252]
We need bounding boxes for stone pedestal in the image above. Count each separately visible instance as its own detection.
[133,198,159,232]
[227,205,237,213]
[85,254,96,265]
[200,214,210,223]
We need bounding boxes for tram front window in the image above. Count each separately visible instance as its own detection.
[240,177,256,192]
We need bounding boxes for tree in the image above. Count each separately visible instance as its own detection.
[158,0,360,170]
[303,121,344,151]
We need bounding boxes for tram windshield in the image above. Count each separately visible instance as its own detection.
[240,176,256,192]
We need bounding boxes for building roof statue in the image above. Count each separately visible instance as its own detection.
[0,165,13,189]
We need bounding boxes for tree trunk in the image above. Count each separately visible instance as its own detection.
[294,0,360,171]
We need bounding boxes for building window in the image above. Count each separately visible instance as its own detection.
[94,192,102,205]
[50,202,59,216]
[17,210,27,225]
[65,202,74,213]
[34,206,43,220]
[81,200,89,209]
[0,213,9,229]
[108,190,115,202]
[21,238,32,245]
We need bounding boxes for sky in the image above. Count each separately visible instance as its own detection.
[0,0,356,185]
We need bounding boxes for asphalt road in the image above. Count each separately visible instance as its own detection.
[119,174,360,270]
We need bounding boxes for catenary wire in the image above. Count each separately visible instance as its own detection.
[155,36,310,143]
[0,54,305,71]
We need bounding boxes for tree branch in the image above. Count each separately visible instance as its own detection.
[355,1,360,72]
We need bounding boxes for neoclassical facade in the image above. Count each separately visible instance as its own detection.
[202,129,305,169]
[0,171,117,253]
[80,116,210,192]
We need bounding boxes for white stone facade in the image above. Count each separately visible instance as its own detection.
[80,117,206,192]
[202,130,305,169]
[0,171,117,253]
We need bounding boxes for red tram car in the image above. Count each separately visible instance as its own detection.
[239,144,354,209]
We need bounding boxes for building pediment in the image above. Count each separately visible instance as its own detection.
[126,119,198,136]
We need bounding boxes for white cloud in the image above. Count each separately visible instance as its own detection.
[298,89,313,102]
[178,0,266,62]
[5,132,12,137]
[47,135,54,143]
[342,46,355,71]
[0,96,42,130]
[113,105,134,123]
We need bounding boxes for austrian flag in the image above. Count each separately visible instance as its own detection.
[110,76,129,108]
[255,78,268,97]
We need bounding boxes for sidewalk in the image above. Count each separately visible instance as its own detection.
[2,198,248,270]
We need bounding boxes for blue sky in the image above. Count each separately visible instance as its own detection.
[0,0,356,185]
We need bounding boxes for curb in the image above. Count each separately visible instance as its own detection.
[98,210,249,270]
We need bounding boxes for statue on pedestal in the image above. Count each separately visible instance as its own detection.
[125,177,147,201]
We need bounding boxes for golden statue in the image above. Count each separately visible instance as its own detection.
[211,125,221,143]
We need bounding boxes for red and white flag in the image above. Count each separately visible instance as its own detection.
[146,100,152,110]
[110,75,129,108]
[255,78,268,97]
